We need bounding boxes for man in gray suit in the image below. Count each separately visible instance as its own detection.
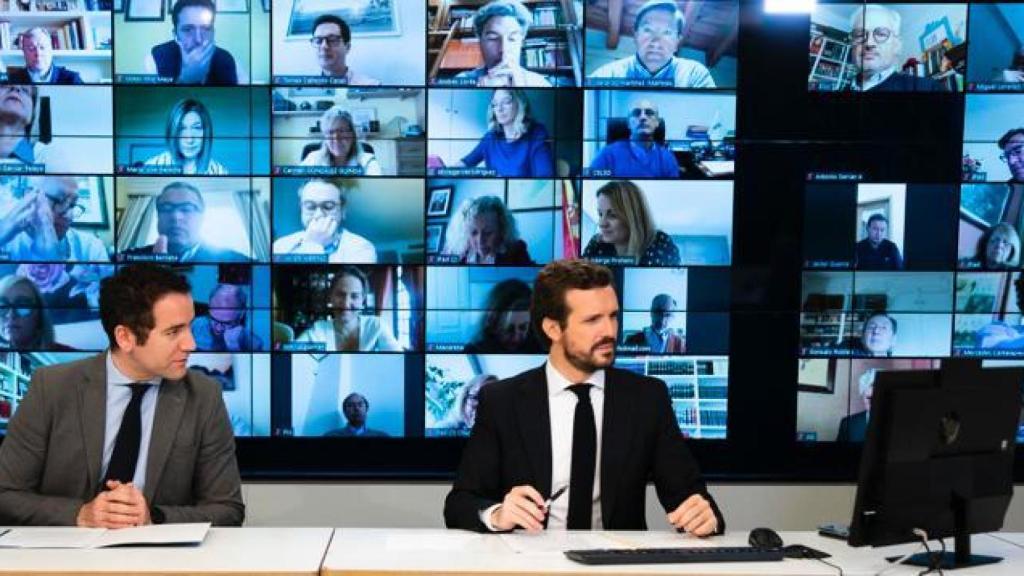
[0,263,244,527]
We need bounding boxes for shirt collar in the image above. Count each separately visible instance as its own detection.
[176,242,201,261]
[29,66,53,83]
[106,350,163,387]
[856,65,897,91]
[9,138,34,163]
[632,54,674,78]
[545,359,605,398]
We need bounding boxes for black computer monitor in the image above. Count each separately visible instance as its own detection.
[848,359,1022,570]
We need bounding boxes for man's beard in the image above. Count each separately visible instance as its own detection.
[565,337,616,374]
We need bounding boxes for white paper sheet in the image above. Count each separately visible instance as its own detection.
[0,522,210,549]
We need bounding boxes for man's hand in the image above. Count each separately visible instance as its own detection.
[480,59,527,87]
[76,481,151,528]
[223,324,246,351]
[29,191,58,255]
[302,215,339,248]
[152,235,169,254]
[178,38,216,83]
[667,493,718,537]
[491,485,546,532]
[0,193,39,245]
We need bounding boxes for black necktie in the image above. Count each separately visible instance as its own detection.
[567,383,596,530]
[103,383,150,486]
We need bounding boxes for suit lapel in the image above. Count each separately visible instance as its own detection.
[78,354,108,495]
[600,368,635,524]
[515,367,552,496]
[143,376,187,503]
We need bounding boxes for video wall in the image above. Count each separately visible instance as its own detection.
[1,0,1019,479]
[0,0,740,471]
[796,2,1024,452]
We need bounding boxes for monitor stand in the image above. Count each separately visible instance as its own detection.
[887,496,1003,570]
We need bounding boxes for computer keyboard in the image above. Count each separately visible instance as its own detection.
[564,546,786,565]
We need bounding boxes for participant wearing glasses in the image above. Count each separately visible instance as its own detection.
[998,128,1024,183]
[588,0,714,88]
[309,14,380,85]
[588,98,679,178]
[144,99,227,175]
[454,0,551,87]
[0,177,108,261]
[449,89,553,177]
[191,283,263,352]
[301,106,382,175]
[272,178,377,263]
[0,84,49,166]
[848,4,944,92]
[7,28,83,85]
[123,182,248,262]
[0,274,71,351]
[146,0,239,85]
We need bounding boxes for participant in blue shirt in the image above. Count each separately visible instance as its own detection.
[589,98,680,178]
[455,89,554,177]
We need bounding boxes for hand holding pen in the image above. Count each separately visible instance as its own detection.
[490,485,568,532]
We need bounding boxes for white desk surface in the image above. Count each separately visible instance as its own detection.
[321,528,1024,576]
[0,527,332,575]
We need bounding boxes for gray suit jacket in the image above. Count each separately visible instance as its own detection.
[0,353,245,526]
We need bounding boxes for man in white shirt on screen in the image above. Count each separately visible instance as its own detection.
[310,14,381,85]
[589,0,715,88]
[272,178,377,263]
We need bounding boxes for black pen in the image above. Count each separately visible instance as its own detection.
[0,529,10,540]
[545,485,568,509]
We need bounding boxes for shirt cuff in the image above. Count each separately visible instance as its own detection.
[479,503,502,532]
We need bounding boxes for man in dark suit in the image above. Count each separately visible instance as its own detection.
[121,181,248,263]
[848,5,946,93]
[836,368,875,442]
[323,393,390,437]
[6,28,83,85]
[445,259,723,534]
[0,264,244,526]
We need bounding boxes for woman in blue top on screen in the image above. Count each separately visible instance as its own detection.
[144,98,227,175]
[582,180,680,266]
[301,106,382,175]
[443,195,534,265]
[588,98,680,178]
[452,89,554,177]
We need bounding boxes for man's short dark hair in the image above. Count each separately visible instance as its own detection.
[530,260,614,349]
[331,265,369,295]
[312,14,351,45]
[866,213,888,227]
[635,0,686,36]
[100,264,192,348]
[343,392,368,409]
[158,181,205,211]
[171,0,216,28]
[999,128,1024,151]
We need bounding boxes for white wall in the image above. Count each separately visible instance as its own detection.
[241,482,1024,531]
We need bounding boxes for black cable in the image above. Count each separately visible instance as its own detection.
[816,556,844,576]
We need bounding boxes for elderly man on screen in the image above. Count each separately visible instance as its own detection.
[272,179,377,263]
[847,4,944,92]
[454,0,551,87]
[589,0,715,88]
[6,28,83,85]
[0,176,109,261]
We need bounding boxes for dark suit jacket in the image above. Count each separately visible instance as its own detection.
[7,65,83,84]
[0,353,245,526]
[444,365,724,532]
[121,242,249,263]
[864,71,946,92]
[836,411,868,442]
[624,328,685,353]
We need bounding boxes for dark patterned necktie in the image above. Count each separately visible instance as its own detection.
[103,383,150,486]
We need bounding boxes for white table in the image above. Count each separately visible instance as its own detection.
[321,528,1024,576]
[0,527,332,575]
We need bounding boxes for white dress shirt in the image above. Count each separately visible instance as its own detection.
[481,361,605,530]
